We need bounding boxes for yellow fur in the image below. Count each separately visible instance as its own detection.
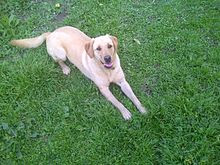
[10,32,51,48]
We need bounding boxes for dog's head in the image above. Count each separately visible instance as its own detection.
[85,35,118,69]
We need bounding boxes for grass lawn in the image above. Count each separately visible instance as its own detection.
[0,0,219,164]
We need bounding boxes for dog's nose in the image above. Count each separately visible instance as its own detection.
[104,55,111,63]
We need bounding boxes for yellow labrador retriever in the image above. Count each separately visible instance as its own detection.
[10,26,147,120]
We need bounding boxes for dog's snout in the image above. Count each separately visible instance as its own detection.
[104,55,111,63]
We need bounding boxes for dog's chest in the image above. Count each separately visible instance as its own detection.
[102,67,120,83]
[104,70,114,82]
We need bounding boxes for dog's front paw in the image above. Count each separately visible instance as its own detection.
[122,110,132,120]
[139,106,147,114]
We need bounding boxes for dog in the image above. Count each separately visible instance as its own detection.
[10,26,147,120]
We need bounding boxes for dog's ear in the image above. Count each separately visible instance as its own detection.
[85,39,94,58]
[110,35,118,53]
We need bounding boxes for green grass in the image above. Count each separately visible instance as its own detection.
[0,0,219,164]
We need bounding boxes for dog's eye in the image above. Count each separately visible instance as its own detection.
[108,44,112,49]
[96,46,101,51]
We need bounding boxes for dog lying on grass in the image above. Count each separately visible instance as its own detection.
[10,26,147,120]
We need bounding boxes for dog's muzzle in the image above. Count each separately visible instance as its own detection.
[103,55,113,69]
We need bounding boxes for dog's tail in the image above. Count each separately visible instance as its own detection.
[10,32,51,48]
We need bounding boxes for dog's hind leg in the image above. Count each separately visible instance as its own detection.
[58,60,71,75]
[46,42,71,75]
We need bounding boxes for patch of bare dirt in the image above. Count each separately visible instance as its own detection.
[54,10,68,22]
[141,82,153,96]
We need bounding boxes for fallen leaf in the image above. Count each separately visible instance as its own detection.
[133,38,141,45]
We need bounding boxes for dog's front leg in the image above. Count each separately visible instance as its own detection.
[99,86,132,120]
[117,79,147,114]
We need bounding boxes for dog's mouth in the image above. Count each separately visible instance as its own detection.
[100,61,113,69]
[104,62,113,69]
